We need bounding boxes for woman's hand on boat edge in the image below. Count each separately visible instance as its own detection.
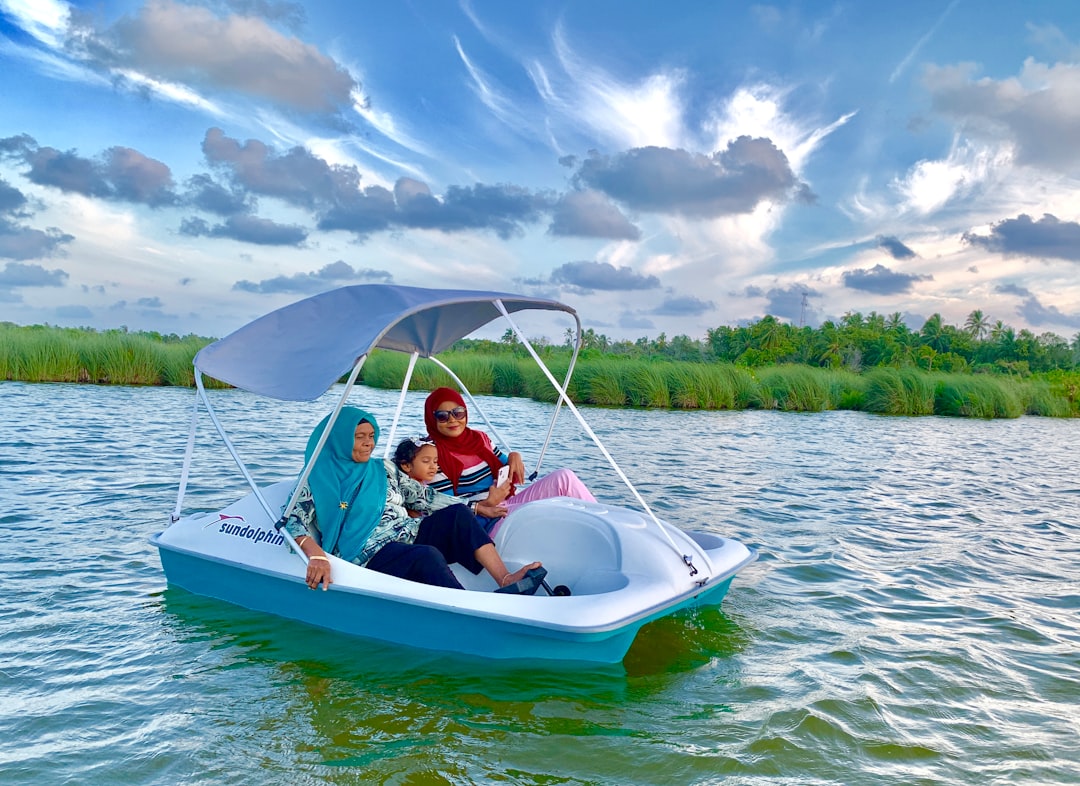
[297,537,332,590]
[305,557,332,590]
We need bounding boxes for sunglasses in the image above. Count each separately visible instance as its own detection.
[433,406,467,423]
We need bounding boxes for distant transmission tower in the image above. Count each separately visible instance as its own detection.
[798,291,808,328]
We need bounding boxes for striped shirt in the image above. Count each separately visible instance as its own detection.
[428,432,509,498]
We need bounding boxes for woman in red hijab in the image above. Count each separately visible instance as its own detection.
[424,387,596,534]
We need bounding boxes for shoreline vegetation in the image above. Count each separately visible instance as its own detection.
[2,320,1078,419]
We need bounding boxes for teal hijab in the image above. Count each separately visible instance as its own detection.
[304,407,387,563]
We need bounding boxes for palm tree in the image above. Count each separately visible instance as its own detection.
[964,309,990,340]
[814,321,845,368]
[920,313,950,353]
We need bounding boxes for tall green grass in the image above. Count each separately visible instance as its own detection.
[755,365,832,411]
[574,360,628,406]
[863,368,936,416]
[933,374,1025,419]
[626,362,670,408]
[1,324,1076,418]
[0,324,223,387]
[1023,379,1073,417]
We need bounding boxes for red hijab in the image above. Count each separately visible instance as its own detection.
[424,387,503,493]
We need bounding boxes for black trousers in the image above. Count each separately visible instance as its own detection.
[365,504,492,589]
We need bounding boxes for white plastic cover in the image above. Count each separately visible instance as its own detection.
[193,285,577,401]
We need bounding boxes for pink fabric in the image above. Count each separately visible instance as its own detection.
[489,468,595,536]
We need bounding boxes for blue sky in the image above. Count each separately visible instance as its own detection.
[2,0,1080,343]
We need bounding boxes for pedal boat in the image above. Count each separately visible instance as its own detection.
[151,285,756,663]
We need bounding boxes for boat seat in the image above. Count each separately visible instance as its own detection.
[491,498,628,595]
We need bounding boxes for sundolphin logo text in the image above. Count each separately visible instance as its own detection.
[218,519,285,546]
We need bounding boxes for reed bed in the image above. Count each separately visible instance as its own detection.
[1022,379,1074,418]
[491,356,527,397]
[664,363,708,409]
[574,360,628,406]
[0,325,221,387]
[755,365,833,412]
[2,324,1075,417]
[933,374,1025,419]
[862,368,937,416]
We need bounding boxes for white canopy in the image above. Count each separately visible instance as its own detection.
[193,285,578,401]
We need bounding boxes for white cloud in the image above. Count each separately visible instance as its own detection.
[0,0,70,48]
[114,69,226,115]
[548,22,687,150]
[709,84,852,174]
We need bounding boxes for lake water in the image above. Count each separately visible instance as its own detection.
[1,380,1078,785]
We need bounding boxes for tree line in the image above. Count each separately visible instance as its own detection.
[469,310,1080,377]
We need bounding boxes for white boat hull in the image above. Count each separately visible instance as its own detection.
[152,482,756,663]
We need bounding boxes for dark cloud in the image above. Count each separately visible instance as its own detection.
[651,296,715,316]
[316,185,396,234]
[185,173,253,216]
[233,260,392,294]
[0,261,69,287]
[0,221,74,260]
[548,190,640,240]
[202,130,551,239]
[1,134,176,206]
[404,183,551,239]
[550,261,659,292]
[923,61,1080,169]
[574,136,802,217]
[69,0,356,113]
[320,177,551,240]
[1017,295,1080,329]
[842,264,931,295]
[877,235,916,259]
[202,128,358,209]
[0,176,75,260]
[962,213,1080,261]
[108,298,170,317]
[0,178,28,215]
[995,282,1032,297]
[103,147,177,206]
[179,214,307,246]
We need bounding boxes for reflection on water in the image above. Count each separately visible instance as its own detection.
[1,381,1079,784]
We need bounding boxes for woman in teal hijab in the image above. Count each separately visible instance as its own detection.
[284,406,543,593]
[303,407,387,564]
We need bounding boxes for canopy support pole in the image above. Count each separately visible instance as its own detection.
[494,300,714,581]
[170,383,200,523]
[529,318,582,480]
[274,355,368,564]
[382,351,420,459]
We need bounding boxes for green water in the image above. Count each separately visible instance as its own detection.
[1,382,1077,784]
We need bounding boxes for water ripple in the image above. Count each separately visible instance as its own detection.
[1,384,1079,784]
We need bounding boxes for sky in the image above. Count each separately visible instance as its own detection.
[2,0,1080,344]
